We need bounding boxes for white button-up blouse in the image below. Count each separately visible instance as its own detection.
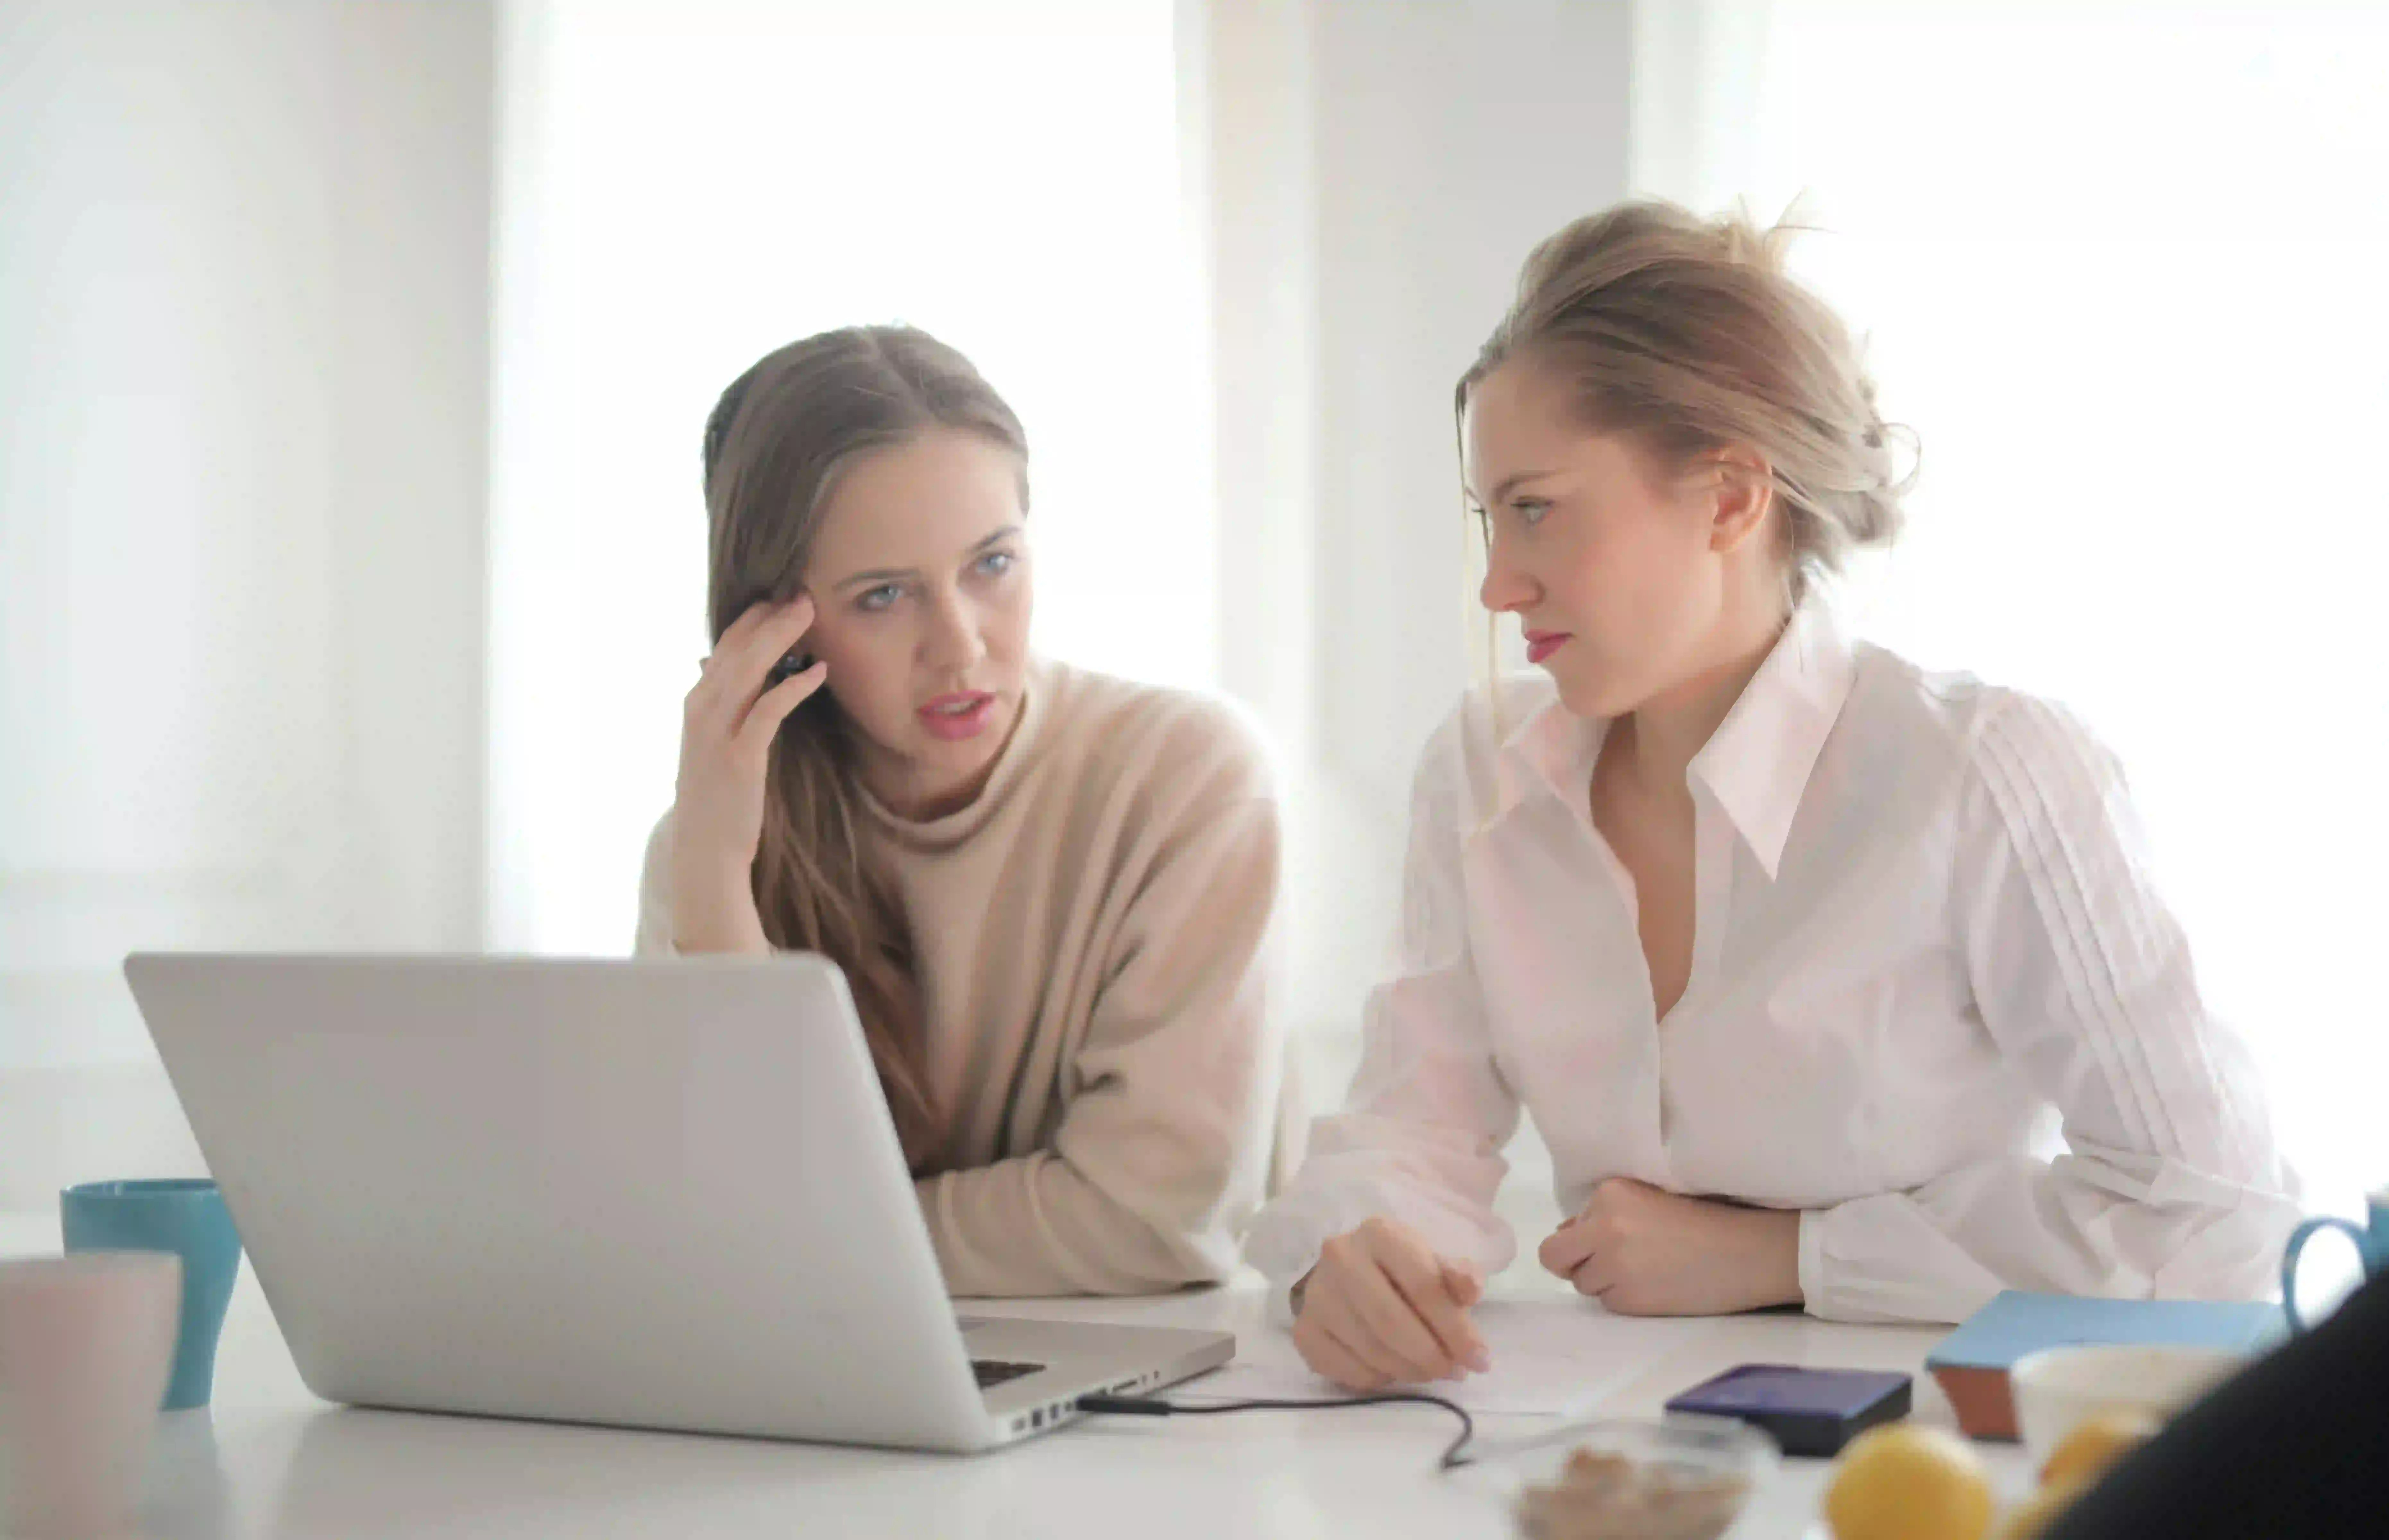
[1247,603,2301,1324]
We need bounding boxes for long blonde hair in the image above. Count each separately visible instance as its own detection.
[700,325,1028,1173]
[1458,199,1911,603]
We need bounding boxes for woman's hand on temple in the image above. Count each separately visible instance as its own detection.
[1538,1177,1803,1317]
[1291,1216,1491,1391]
[670,596,828,954]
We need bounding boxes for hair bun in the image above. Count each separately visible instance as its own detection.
[1460,197,1913,602]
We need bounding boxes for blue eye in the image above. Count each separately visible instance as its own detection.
[975,550,1017,578]
[1513,498,1551,528]
[856,583,903,613]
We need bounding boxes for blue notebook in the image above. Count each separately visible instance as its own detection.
[1925,1291,2284,1438]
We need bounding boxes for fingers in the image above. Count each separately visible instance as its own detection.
[715,593,808,656]
[745,593,818,663]
[1300,1218,1505,1389]
[1539,1216,1603,1280]
[690,596,816,725]
[734,659,828,750]
[1292,1312,1390,1392]
[1310,1228,1453,1383]
[1329,1221,1481,1382]
[1307,1277,1450,1383]
[1567,1250,1619,1303]
[1378,1242,1490,1373]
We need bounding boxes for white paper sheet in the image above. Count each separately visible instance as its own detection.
[1173,1299,1713,1416]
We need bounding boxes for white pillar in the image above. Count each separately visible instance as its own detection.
[1186,0,1635,1043]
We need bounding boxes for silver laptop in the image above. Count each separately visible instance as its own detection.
[124,953,1232,1452]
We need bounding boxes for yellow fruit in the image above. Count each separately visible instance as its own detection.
[1824,1424,1997,1540]
[2037,1409,2160,1492]
[1990,1478,2088,1540]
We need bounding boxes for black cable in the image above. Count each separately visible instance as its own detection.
[1075,1391,1480,1470]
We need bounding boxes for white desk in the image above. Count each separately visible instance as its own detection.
[3,1214,2028,1538]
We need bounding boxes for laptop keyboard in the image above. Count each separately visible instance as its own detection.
[972,1358,1046,1389]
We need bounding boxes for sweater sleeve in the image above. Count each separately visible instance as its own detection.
[632,811,677,956]
[916,726,1287,1296]
[1796,694,2301,1324]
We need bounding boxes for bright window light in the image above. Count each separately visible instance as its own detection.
[487,0,1207,957]
[1728,1,2389,1199]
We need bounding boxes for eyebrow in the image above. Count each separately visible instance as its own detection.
[831,524,1023,592]
[1465,469,1561,507]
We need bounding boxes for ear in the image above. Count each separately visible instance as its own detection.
[1705,445,1776,556]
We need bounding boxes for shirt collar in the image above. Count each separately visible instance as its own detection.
[1494,600,1858,879]
[1496,686,1607,821]
[1687,600,1859,878]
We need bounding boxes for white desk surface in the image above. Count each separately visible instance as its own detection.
[3,1212,2031,1538]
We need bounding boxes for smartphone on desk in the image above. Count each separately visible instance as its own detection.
[1665,1364,1913,1457]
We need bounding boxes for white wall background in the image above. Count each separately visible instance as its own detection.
[6,0,2375,1229]
[1190,2,1635,1226]
[0,0,492,1204]
[1195,0,1637,1057]
[486,0,1210,958]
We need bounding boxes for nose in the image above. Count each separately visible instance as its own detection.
[1478,542,1540,615]
[921,584,987,673]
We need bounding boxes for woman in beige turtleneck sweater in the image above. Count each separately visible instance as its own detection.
[636,325,1297,1297]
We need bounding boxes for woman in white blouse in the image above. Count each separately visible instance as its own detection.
[1246,201,2301,1390]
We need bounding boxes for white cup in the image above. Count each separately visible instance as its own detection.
[0,1252,183,1538]
[2009,1341,2245,1475]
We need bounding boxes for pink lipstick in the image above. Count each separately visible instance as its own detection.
[918,691,997,741]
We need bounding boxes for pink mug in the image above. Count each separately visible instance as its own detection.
[0,1252,182,1538]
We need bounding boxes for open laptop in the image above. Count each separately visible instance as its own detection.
[123,953,1233,1452]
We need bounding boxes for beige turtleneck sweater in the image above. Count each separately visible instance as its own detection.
[636,659,1299,1296]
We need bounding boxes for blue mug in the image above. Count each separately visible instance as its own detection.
[2281,1190,2389,1335]
[60,1179,244,1410]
